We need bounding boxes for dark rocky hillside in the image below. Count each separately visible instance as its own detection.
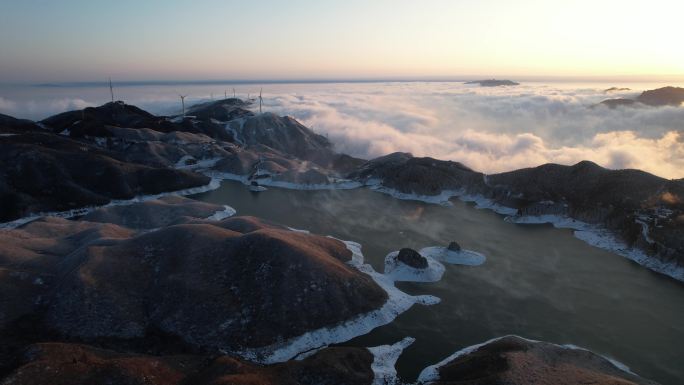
[0,99,361,222]
[0,132,208,222]
[0,199,387,380]
[46,217,386,352]
[349,152,486,195]
[421,336,657,385]
[3,343,374,385]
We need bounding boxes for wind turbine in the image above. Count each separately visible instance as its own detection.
[178,94,188,117]
[259,88,263,113]
[108,77,114,103]
[233,88,236,98]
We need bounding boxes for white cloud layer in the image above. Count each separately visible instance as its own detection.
[1,82,682,178]
[261,82,684,179]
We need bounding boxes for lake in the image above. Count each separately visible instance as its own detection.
[192,180,684,385]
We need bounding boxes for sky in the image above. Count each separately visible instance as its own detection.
[1,0,683,83]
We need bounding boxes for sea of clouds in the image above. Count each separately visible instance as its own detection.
[1,81,682,178]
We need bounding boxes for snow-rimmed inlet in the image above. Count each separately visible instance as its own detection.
[363,182,682,282]
[368,337,416,385]
[234,239,440,364]
[188,158,679,284]
[233,237,490,365]
[201,164,683,282]
[505,214,684,282]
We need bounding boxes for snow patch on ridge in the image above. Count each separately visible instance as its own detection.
[0,178,223,230]
[205,205,237,221]
[236,239,439,364]
[286,226,310,234]
[175,156,223,170]
[368,337,416,385]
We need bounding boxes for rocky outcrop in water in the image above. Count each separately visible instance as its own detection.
[397,248,428,269]
[418,335,658,385]
[447,241,461,252]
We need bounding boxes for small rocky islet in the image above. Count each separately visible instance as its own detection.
[0,94,680,384]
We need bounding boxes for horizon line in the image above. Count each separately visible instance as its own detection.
[2,74,684,88]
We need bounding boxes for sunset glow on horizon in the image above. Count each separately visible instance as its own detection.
[1,0,683,83]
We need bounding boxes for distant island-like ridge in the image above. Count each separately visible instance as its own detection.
[464,79,520,87]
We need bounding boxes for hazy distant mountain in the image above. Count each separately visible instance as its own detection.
[604,86,631,93]
[598,86,684,108]
[636,86,684,106]
[598,98,639,108]
[465,79,520,87]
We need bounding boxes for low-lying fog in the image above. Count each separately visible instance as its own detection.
[1,81,682,178]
